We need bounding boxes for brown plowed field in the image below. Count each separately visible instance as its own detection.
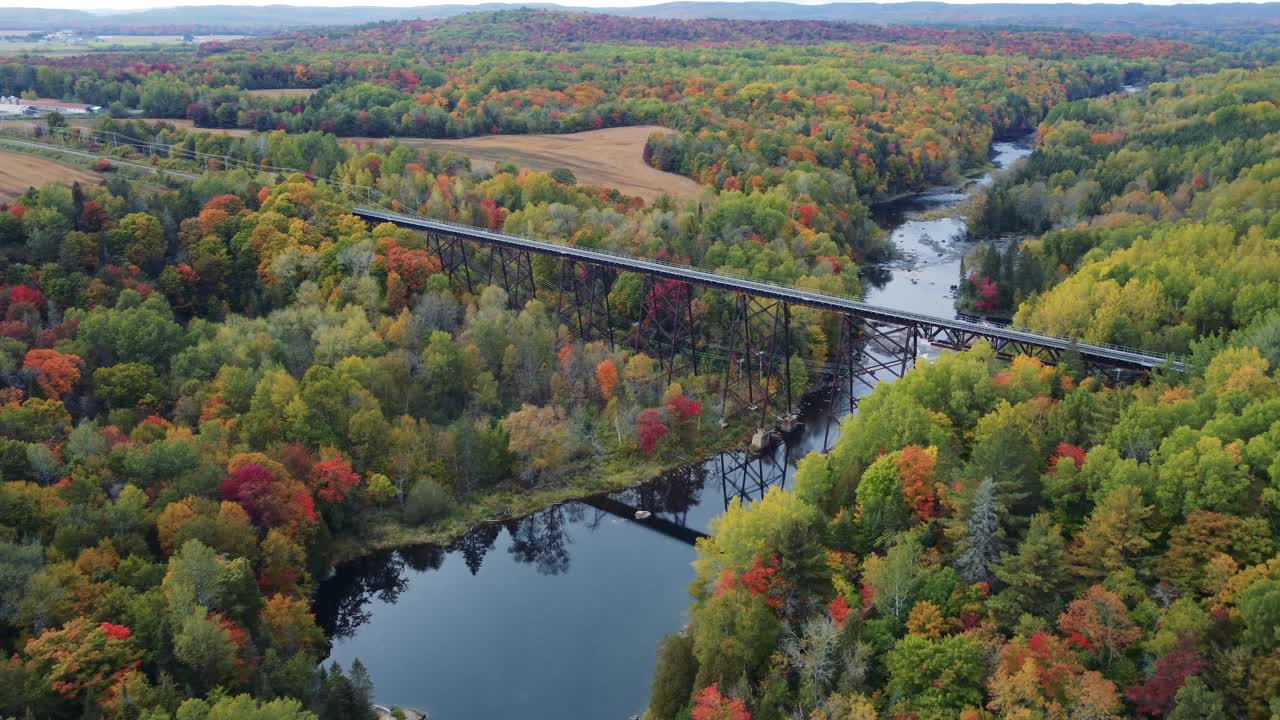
[0,149,100,203]
[404,126,700,202]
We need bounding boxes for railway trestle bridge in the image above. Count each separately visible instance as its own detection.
[354,207,1179,449]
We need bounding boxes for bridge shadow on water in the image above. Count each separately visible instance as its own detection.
[313,424,809,643]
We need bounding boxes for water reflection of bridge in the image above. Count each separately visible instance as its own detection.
[585,439,797,546]
[718,444,792,506]
[582,496,708,545]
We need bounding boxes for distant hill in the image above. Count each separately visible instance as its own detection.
[3,1,1279,34]
[220,7,1203,57]
[0,4,546,32]
[0,7,98,28]
[613,1,1280,29]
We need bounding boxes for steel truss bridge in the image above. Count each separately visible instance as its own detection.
[355,207,1179,444]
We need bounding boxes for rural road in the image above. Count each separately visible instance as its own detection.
[0,136,200,181]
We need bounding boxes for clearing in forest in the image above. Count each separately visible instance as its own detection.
[404,126,701,202]
[0,148,100,203]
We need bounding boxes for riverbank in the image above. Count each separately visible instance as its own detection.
[327,419,754,565]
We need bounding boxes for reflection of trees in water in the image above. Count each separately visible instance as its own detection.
[452,523,501,575]
[313,549,410,641]
[399,544,446,572]
[505,503,581,575]
[860,264,893,290]
[315,448,793,646]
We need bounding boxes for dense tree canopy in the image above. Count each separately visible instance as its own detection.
[650,340,1280,719]
[962,67,1280,357]
[1,10,1279,720]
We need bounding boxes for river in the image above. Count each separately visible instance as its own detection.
[314,132,1037,720]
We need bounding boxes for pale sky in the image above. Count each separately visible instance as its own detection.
[1,0,1269,9]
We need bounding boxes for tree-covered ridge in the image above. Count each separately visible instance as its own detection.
[958,66,1280,354]
[1,10,1218,228]
[649,341,1280,719]
[221,9,1204,57]
[3,44,1165,274]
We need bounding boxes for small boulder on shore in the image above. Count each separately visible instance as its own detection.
[373,705,427,720]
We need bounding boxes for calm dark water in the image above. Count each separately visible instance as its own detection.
[315,134,1035,719]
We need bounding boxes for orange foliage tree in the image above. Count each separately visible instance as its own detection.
[895,445,939,521]
[595,358,618,401]
[22,349,83,400]
[1057,584,1142,664]
[691,684,751,720]
[24,617,141,706]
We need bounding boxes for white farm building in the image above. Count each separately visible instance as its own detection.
[0,97,101,115]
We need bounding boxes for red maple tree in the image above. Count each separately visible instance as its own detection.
[1049,443,1087,474]
[309,455,362,505]
[691,684,750,720]
[636,408,668,455]
[829,595,850,625]
[969,273,999,311]
[220,463,316,529]
[665,392,703,424]
[1125,637,1204,717]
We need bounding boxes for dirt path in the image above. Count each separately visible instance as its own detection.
[3,118,259,137]
[0,138,199,179]
[0,148,101,203]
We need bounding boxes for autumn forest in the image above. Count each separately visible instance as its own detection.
[0,5,1279,720]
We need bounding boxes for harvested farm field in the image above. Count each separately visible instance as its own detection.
[405,125,700,202]
[0,149,100,203]
[2,122,699,201]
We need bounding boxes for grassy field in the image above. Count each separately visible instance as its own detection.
[95,34,246,43]
[0,148,100,203]
[406,126,700,202]
[0,34,243,55]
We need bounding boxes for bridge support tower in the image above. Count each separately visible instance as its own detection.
[720,294,795,435]
[821,315,921,450]
[635,277,698,382]
[554,260,616,348]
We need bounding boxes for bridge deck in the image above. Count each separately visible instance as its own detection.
[354,207,1177,372]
